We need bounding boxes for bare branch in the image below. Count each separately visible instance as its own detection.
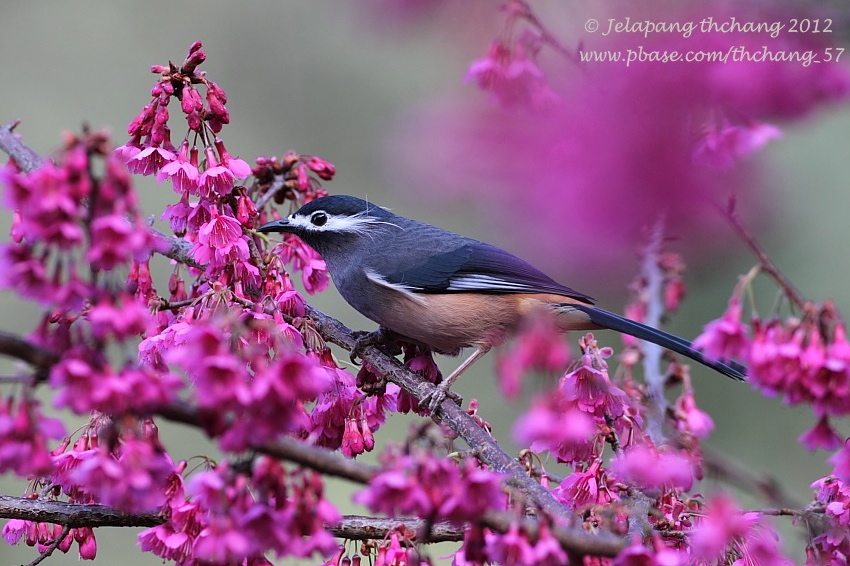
[331,515,465,542]
[0,331,58,381]
[0,496,162,528]
[702,447,804,509]
[0,121,44,173]
[149,227,203,270]
[724,199,807,311]
[640,218,668,444]
[155,403,378,484]
[24,524,72,566]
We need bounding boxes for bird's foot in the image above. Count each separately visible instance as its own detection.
[420,380,463,415]
[350,327,402,364]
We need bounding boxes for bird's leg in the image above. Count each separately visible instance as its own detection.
[350,326,403,364]
[422,346,489,414]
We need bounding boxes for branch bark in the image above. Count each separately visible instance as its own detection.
[0,122,44,172]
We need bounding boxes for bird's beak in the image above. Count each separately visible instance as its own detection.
[257,218,294,234]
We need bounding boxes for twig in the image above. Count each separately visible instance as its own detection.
[25,524,72,566]
[639,219,668,444]
[0,331,58,382]
[724,200,807,311]
[0,121,44,173]
[149,227,203,270]
[253,174,287,211]
[331,515,464,542]
[514,0,581,65]
[155,402,379,484]
[702,447,803,509]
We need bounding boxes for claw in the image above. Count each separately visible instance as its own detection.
[349,327,402,364]
[420,381,463,415]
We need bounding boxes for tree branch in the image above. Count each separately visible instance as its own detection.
[155,402,379,484]
[724,199,807,311]
[639,218,668,444]
[0,331,58,381]
[0,496,162,528]
[25,524,72,566]
[0,122,44,173]
[702,447,804,509]
[149,227,203,270]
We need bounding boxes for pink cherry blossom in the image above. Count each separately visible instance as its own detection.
[689,494,761,561]
[692,297,750,363]
[799,416,843,452]
[513,394,596,465]
[466,33,558,110]
[70,438,175,513]
[191,208,250,268]
[694,120,783,169]
[555,458,614,509]
[354,449,505,525]
[484,523,536,565]
[611,443,696,492]
[156,141,200,193]
[496,316,570,399]
[126,145,176,176]
[0,397,65,477]
[673,389,715,439]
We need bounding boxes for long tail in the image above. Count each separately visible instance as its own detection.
[571,305,746,381]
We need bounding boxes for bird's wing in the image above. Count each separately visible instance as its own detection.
[383,240,595,304]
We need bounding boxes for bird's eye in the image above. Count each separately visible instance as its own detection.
[310,212,328,227]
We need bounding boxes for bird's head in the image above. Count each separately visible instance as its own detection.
[257,195,399,256]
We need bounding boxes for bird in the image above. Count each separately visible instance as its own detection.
[257,195,745,412]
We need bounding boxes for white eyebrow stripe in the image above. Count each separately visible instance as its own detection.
[287,212,401,234]
[365,269,428,305]
[447,274,536,292]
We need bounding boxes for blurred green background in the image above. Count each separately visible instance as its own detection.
[1,1,849,564]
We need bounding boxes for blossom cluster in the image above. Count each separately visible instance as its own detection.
[694,296,850,448]
[503,251,797,565]
[355,447,507,525]
[691,286,850,562]
[139,457,340,564]
[0,43,379,564]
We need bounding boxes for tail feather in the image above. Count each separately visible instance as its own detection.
[572,305,746,382]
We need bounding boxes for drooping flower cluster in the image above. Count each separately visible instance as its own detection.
[465,6,559,111]
[112,42,333,297]
[0,130,179,472]
[0,396,64,477]
[495,315,570,399]
[354,447,507,525]
[689,494,790,565]
[139,457,340,564]
[810,473,850,560]
[694,297,850,450]
[514,333,629,468]
[1,132,154,312]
